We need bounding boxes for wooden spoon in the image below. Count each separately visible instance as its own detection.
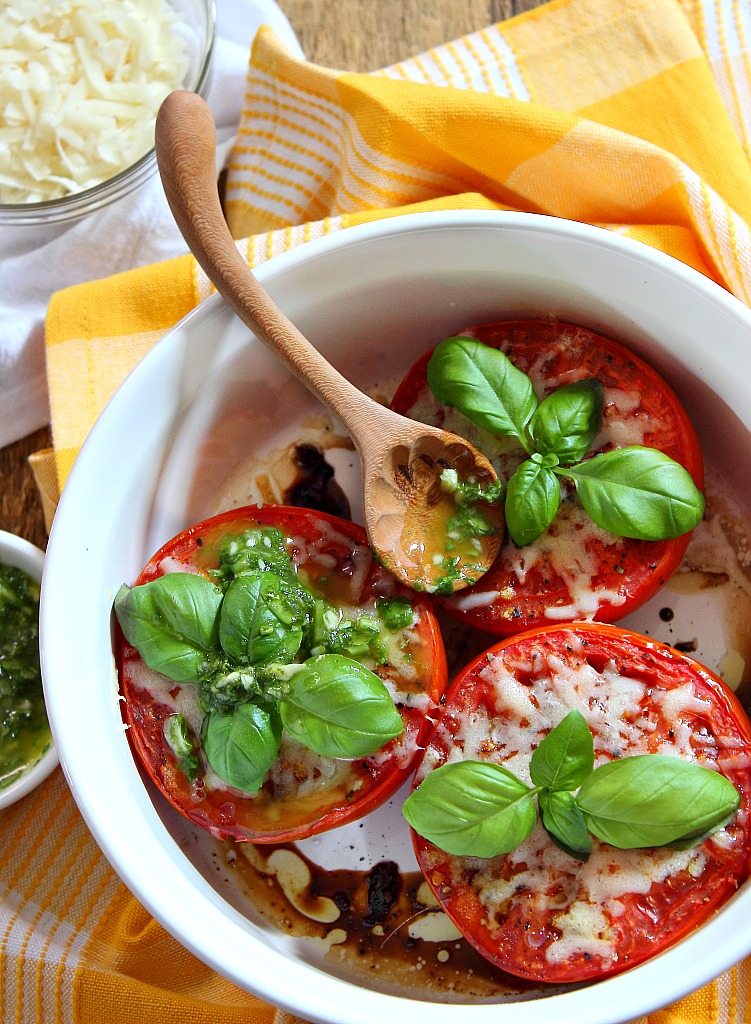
[155,90,504,594]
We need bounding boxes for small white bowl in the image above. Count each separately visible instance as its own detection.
[0,530,58,810]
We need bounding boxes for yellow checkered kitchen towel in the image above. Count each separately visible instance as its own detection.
[8,0,751,1020]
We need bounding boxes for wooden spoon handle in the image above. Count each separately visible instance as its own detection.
[155,90,377,437]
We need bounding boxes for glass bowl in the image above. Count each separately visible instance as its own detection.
[0,0,216,227]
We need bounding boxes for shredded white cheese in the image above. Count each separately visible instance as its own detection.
[545,901,615,965]
[0,0,189,203]
[266,734,353,800]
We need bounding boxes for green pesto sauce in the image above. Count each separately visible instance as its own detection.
[430,469,505,594]
[0,563,50,790]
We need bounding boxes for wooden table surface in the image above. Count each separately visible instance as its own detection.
[0,0,545,552]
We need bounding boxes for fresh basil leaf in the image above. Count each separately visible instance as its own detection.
[219,572,303,666]
[505,455,561,546]
[539,789,592,860]
[663,822,736,851]
[403,760,537,858]
[114,574,222,682]
[576,754,740,849]
[278,654,403,758]
[427,336,537,447]
[530,710,594,791]
[530,379,604,464]
[202,702,281,794]
[562,446,705,540]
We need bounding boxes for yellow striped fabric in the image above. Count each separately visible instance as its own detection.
[14,0,751,1020]
[0,770,308,1023]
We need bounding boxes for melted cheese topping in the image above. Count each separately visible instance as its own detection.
[265,734,355,801]
[0,0,188,203]
[426,635,726,966]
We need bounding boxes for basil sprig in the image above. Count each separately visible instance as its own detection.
[426,337,705,546]
[115,527,408,794]
[403,709,740,860]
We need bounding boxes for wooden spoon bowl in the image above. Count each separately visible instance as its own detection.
[154,90,503,593]
[367,426,503,591]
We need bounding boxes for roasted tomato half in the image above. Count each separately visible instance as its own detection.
[390,320,704,635]
[116,505,447,843]
[410,623,751,983]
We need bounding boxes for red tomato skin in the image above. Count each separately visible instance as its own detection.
[410,623,751,984]
[390,321,704,636]
[117,505,448,844]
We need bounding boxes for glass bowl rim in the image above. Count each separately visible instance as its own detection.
[0,0,217,226]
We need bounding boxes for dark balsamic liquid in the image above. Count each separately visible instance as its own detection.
[284,444,351,519]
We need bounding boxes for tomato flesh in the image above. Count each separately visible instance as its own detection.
[117,505,448,843]
[390,320,704,635]
[411,623,751,983]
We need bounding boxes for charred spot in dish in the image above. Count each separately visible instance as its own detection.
[364,860,401,925]
[283,443,351,519]
[674,638,699,653]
